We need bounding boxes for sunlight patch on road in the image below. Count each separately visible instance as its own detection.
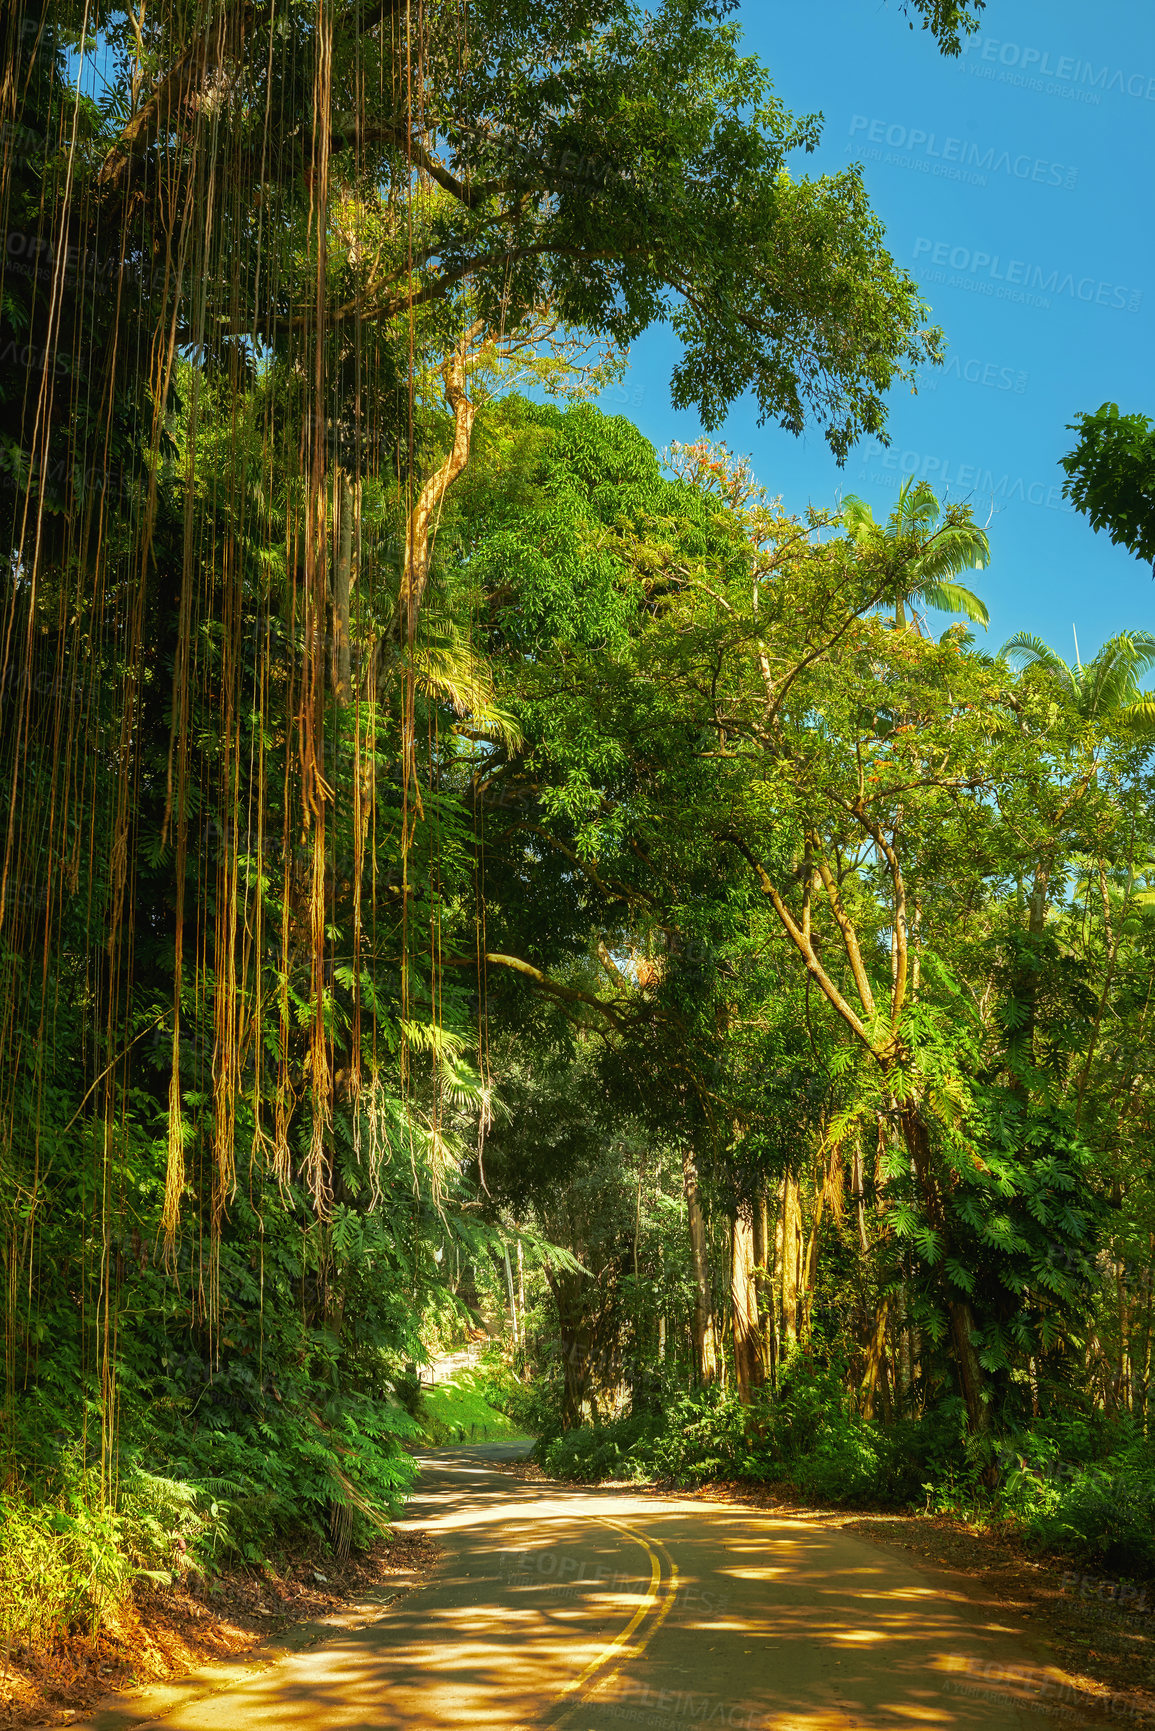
[546,1516,680,1729]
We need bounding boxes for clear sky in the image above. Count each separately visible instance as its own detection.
[595,0,1155,657]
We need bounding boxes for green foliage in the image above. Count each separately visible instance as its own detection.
[540,1413,661,1483]
[1023,1465,1155,1576]
[534,1361,960,1506]
[1000,629,1155,733]
[417,1366,523,1446]
[1061,403,1155,568]
[993,1422,1155,1576]
[19,0,1155,1677]
[841,478,989,626]
[0,1461,230,1649]
[536,1366,1155,1580]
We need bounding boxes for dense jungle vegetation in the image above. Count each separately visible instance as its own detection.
[2,0,1155,1664]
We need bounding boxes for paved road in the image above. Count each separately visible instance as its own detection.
[85,1442,1099,1731]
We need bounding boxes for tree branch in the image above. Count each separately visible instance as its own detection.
[234,239,646,337]
[722,834,876,1054]
[811,843,877,1021]
[444,950,629,1028]
[331,123,511,209]
[96,0,253,188]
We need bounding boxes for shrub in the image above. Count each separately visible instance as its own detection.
[644,1390,747,1483]
[523,1352,1155,1581]
[499,1374,557,1441]
[1003,1426,1155,1576]
[540,1413,658,1482]
[0,1460,230,1649]
[534,1360,972,1509]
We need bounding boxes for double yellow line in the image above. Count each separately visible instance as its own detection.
[545,1514,679,1727]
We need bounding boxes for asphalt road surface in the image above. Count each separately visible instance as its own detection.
[81,1441,1102,1731]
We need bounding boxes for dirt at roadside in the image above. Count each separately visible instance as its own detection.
[0,1531,440,1730]
[840,1508,1155,1728]
[492,1457,1155,1726]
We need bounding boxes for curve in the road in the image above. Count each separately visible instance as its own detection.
[69,1441,1108,1731]
[547,1515,679,1728]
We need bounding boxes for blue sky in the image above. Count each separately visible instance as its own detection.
[596,0,1155,656]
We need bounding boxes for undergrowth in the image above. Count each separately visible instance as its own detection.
[416,1361,524,1445]
[532,1359,1155,1580]
[0,1461,229,1651]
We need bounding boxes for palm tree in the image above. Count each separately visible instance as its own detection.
[841,478,990,629]
[999,630,1155,1083]
[999,630,1155,735]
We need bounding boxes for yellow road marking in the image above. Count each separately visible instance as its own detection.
[548,1514,679,1726]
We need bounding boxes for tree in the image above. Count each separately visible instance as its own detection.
[840,478,990,629]
[454,406,1106,1436]
[1061,404,1155,571]
[1000,630,1155,735]
[49,0,946,447]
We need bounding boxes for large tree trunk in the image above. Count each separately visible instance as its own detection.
[681,1145,718,1385]
[731,1207,765,1404]
[546,1269,589,1429]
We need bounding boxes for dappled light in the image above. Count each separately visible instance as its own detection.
[2,1,1153,1726]
[101,1452,1098,1731]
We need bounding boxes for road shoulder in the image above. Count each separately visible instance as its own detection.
[9,1533,440,1731]
[491,1455,1155,1725]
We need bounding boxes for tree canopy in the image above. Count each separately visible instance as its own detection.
[4,0,1155,1689]
[1061,403,1155,571]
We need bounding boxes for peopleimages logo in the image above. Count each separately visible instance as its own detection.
[923,355,1028,394]
[959,35,1155,102]
[913,239,1142,313]
[857,442,1073,514]
[850,117,1077,189]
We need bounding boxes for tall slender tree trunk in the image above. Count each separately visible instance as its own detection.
[502,1242,518,1353]
[852,1134,869,1255]
[800,1141,842,1338]
[681,1145,718,1385]
[1008,862,1052,1066]
[1117,1257,1132,1412]
[1139,1251,1154,1432]
[396,328,481,809]
[731,1206,765,1405]
[781,1169,801,1347]
[756,1188,776,1387]
[861,1300,889,1420]
[331,470,355,704]
[516,1239,526,1372]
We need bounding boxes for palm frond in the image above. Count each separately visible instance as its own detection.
[840,495,879,543]
[1083,642,1140,719]
[1117,693,1155,736]
[915,523,989,583]
[1113,629,1155,671]
[1080,633,1155,717]
[917,580,990,626]
[999,633,1070,677]
[463,704,524,749]
[892,478,941,536]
